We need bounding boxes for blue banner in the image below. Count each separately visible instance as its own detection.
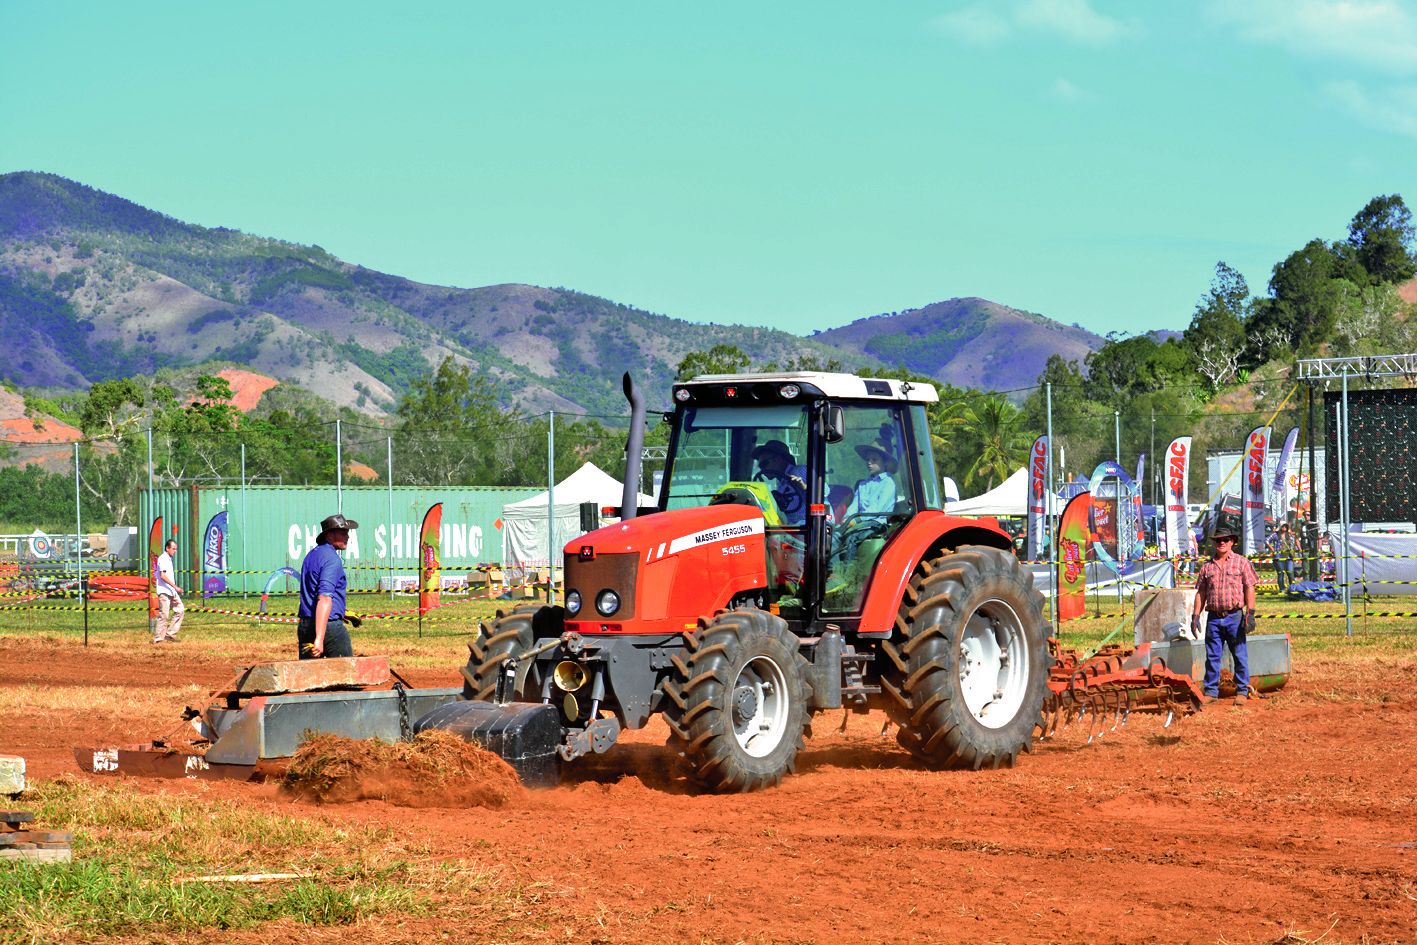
[202,511,228,597]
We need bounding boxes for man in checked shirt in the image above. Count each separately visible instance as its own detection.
[1190,522,1257,703]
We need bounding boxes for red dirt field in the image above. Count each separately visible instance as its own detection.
[3,636,1415,945]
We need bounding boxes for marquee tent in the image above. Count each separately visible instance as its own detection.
[947,467,1064,517]
[501,462,655,569]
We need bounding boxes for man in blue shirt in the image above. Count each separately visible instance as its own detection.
[845,439,897,520]
[752,439,808,525]
[298,513,358,659]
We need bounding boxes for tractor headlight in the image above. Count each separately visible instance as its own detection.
[674,388,691,402]
[595,589,621,616]
[779,383,800,399]
[565,590,582,616]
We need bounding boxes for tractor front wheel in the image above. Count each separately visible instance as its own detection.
[665,608,809,792]
[463,604,559,702]
[882,545,1049,769]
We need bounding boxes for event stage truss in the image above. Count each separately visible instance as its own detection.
[1297,353,1417,382]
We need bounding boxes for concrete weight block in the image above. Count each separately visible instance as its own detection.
[0,756,25,796]
[234,657,389,695]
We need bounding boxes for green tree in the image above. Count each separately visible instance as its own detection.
[395,357,505,486]
[1246,239,1347,365]
[961,393,1028,489]
[675,344,751,381]
[1184,262,1249,389]
[1346,193,1417,285]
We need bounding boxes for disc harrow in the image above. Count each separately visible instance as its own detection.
[1038,640,1206,743]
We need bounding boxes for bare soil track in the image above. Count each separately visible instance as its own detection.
[3,636,1415,944]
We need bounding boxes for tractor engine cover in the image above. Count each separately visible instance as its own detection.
[415,700,561,788]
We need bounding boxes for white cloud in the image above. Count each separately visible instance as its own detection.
[1017,0,1137,45]
[930,5,1012,45]
[930,0,1138,46]
[1324,79,1417,137]
[1209,0,1417,75]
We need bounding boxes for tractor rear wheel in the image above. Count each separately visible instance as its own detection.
[664,608,809,792]
[881,545,1049,769]
[463,604,559,702]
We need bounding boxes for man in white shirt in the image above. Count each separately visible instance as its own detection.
[154,539,184,643]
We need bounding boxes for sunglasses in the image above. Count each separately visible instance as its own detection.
[1215,536,1235,543]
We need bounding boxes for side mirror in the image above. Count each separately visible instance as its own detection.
[823,405,845,444]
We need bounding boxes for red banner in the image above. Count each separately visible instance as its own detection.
[1056,492,1091,622]
[419,502,443,616]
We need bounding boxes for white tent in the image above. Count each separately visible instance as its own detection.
[946,467,1062,517]
[501,462,655,569]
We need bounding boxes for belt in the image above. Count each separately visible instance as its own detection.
[1206,608,1242,617]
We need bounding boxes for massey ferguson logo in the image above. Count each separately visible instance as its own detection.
[1246,432,1266,493]
[1030,439,1046,499]
[1167,440,1186,499]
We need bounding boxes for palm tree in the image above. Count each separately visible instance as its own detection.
[963,394,1030,489]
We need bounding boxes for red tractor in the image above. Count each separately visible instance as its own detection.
[421,372,1051,791]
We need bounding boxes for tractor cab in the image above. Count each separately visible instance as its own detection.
[660,372,944,626]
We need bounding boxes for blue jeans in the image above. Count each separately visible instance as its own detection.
[296,617,353,660]
[1275,560,1294,592]
[1203,609,1249,696]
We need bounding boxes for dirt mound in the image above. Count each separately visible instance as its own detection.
[281,730,522,808]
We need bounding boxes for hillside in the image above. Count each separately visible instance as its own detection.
[813,298,1105,391]
[0,172,1101,412]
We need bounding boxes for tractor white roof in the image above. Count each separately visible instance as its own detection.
[684,371,939,403]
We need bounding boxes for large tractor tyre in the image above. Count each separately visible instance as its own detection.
[664,608,810,793]
[881,545,1050,770]
[463,604,561,702]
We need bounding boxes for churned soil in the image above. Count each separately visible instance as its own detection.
[3,636,1415,944]
[281,730,522,808]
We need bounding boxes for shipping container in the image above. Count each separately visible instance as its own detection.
[138,485,540,595]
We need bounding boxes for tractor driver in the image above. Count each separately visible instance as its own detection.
[752,439,807,525]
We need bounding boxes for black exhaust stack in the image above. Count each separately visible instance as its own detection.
[621,372,646,520]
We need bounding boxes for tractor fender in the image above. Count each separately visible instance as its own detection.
[856,511,1014,636]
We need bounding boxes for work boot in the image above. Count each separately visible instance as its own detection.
[1233,693,1251,705]
[1199,694,1218,705]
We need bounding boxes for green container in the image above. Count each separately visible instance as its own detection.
[140,485,540,594]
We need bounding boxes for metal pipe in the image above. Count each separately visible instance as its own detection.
[1046,382,1057,631]
[1340,371,1352,637]
[1306,385,1318,581]
[387,436,395,603]
[620,373,646,519]
[335,419,343,513]
[547,410,556,605]
[1114,410,1120,466]
[74,442,85,646]
[241,443,248,599]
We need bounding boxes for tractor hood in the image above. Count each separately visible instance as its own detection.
[561,505,769,635]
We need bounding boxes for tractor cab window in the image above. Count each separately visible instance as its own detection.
[663,404,811,615]
[822,405,911,614]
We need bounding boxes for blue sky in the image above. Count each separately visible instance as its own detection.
[2,1,1415,338]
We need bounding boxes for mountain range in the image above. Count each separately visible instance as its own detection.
[0,172,1106,415]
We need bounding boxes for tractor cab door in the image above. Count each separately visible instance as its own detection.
[661,402,816,619]
[819,404,918,615]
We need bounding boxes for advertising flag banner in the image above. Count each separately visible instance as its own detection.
[419,502,443,616]
[1243,425,1271,556]
[147,516,163,622]
[201,511,228,598]
[1026,435,1049,561]
[1163,437,1193,558]
[1057,492,1091,621]
[1087,460,1144,576]
[1272,426,1299,520]
[1134,454,1145,497]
